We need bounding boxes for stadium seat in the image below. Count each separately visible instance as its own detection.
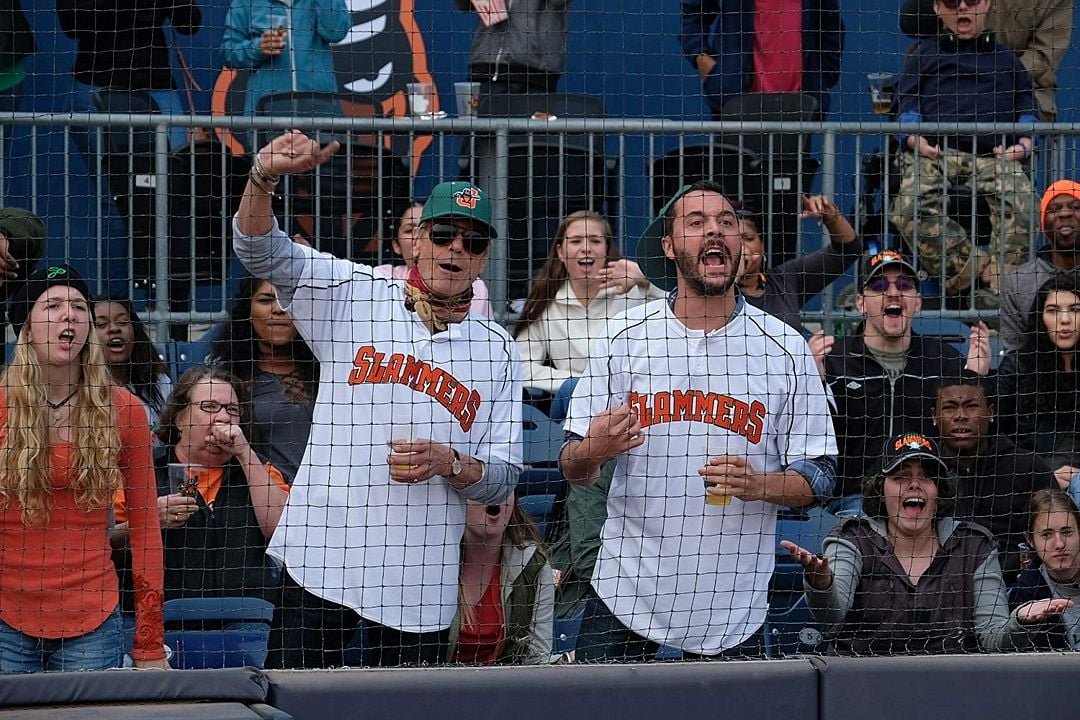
[547,376,579,425]
[552,609,585,655]
[519,404,566,536]
[772,506,840,598]
[163,597,275,670]
[764,595,826,659]
[651,93,821,267]
[467,92,616,300]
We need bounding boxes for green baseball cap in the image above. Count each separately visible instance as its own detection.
[635,184,695,292]
[419,181,497,239]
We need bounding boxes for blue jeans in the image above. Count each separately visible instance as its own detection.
[575,587,765,663]
[0,607,124,673]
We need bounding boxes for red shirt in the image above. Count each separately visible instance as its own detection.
[453,565,505,665]
[750,0,804,93]
[0,387,165,661]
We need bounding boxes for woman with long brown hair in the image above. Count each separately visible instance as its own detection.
[513,210,663,393]
[0,265,165,672]
[449,494,554,664]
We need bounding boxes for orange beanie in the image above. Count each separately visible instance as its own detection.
[1041,180,1080,233]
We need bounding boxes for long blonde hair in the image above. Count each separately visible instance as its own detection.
[0,325,123,526]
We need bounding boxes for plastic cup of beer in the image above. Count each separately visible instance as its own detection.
[867,72,895,115]
[389,426,418,472]
[168,463,202,498]
[405,82,438,119]
[703,453,732,506]
[454,82,481,117]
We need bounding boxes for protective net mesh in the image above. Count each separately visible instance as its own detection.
[0,0,1076,673]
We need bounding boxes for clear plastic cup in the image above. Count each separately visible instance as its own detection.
[454,82,481,117]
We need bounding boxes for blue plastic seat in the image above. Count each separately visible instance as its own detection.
[518,404,566,534]
[163,597,275,669]
[548,376,579,425]
[553,609,585,654]
[764,595,826,659]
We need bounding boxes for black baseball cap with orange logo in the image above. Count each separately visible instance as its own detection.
[858,250,920,292]
[877,432,949,477]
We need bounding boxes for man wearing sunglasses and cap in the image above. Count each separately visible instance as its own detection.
[233,131,522,669]
[560,180,837,661]
[816,250,991,517]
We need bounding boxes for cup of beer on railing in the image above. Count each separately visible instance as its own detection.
[867,72,895,116]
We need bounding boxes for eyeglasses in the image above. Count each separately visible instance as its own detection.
[864,276,918,294]
[429,223,491,256]
[937,0,983,8]
[195,400,245,417]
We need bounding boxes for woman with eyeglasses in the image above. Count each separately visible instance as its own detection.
[997,274,1080,490]
[449,494,554,665]
[115,366,289,604]
[513,210,664,394]
[735,195,862,335]
[0,265,166,671]
[209,277,317,481]
[375,202,493,318]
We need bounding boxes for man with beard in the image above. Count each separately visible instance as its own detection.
[931,370,1055,582]
[1000,180,1080,353]
[816,251,992,517]
[559,180,837,662]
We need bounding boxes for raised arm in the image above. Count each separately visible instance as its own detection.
[233,131,340,295]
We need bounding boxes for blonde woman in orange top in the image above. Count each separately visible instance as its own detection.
[0,265,165,672]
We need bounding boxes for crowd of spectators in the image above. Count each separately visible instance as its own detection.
[1,0,1080,676]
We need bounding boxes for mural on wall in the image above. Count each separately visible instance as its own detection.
[212,0,435,169]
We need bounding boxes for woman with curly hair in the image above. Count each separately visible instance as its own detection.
[513,210,663,393]
[210,276,318,480]
[93,293,172,429]
[0,265,165,672]
[996,273,1080,488]
[782,431,1051,656]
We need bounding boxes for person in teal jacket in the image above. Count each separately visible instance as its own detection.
[222,0,351,117]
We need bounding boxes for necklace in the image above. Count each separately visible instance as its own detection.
[47,389,79,422]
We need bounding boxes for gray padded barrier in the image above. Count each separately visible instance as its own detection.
[0,667,291,719]
[818,654,1080,720]
[266,661,821,720]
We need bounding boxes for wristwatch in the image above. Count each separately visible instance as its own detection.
[448,449,464,479]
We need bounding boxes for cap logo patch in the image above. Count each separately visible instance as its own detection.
[870,250,904,268]
[454,187,480,209]
[46,266,68,279]
[895,433,932,451]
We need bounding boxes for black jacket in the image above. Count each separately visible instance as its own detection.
[995,350,1080,470]
[56,0,201,90]
[154,446,281,604]
[825,332,966,498]
[1008,567,1073,651]
[945,434,1055,581]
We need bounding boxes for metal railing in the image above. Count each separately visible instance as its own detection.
[2,112,1075,337]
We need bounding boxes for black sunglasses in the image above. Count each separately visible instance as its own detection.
[938,0,982,8]
[865,276,918,294]
[429,223,491,256]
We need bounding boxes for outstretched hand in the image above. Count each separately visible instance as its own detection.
[780,540,833,591]
[1016,598,1074,625]
[257,130,340,177]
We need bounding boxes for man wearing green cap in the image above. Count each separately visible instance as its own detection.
[234,131,522,668]
[560,179,837,661]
